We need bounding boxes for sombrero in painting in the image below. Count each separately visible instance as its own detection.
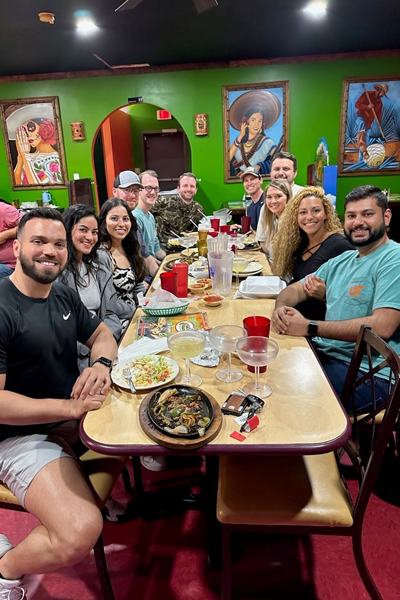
[6,103,55,140]
[229,90,281,131]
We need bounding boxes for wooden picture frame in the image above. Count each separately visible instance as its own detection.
[338,76,400,176]
[0,96,68,189]
[223,81,289,183]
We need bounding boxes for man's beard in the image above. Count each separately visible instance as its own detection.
[19,253,61,284]
[345,222,386,247]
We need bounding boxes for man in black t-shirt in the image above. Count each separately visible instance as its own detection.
[0,208,117,597]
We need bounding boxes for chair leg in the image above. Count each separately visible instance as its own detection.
[93,534,116,600]
[221,525,232,600]
[352,531,383,600]
[121,463,133,493]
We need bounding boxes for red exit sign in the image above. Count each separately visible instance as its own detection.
[157,110,172,120]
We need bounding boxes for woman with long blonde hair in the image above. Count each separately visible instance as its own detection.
[271,186,354,319]
[256,179,292,259]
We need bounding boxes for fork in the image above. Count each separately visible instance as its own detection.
[123,368,136,393]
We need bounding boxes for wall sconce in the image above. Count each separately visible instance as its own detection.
[194,113,209,136]
[70,122,86,141]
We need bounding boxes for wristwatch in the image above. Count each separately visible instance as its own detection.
[92,357,113,370]
[307,320,318,338]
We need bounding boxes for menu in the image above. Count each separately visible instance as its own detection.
[136,312,207,340]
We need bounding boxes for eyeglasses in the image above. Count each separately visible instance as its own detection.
[121,186,140,195]
[143,185,160,194]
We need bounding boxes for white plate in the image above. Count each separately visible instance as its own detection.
[112,355,179,390]
[153,276,196,290]
[235,261,264,277]
[239,276,287,298]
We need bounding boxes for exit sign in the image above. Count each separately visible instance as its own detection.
[157,110,172,120]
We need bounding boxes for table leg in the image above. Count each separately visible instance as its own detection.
[205,455,221,569]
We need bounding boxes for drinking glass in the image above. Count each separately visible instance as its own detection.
[167,330,206,386]
[236,336,279,398]
[178,236,197,250]
[209,325,247,382]
[232,256,249,288]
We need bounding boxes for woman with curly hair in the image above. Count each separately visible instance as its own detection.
[98,198,146,315]
[256,179,292,260]
[271,186,354,320]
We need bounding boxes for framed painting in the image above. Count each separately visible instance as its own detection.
[0,96,67,190]
[338,76,400,176]
[223,81,289,183]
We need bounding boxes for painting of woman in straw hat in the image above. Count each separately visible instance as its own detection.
[223,82,289,182]
[0,97,67,190]
[338,76,400,176]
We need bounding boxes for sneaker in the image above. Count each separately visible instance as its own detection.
[0,535,26,599]
[103,497,128,522]
[140,456,167,472]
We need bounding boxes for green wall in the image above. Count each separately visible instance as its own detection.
[1,55,399,214]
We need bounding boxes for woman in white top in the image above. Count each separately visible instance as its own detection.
[256,179,292,261]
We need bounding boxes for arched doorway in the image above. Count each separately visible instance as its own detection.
[91,103,191,210]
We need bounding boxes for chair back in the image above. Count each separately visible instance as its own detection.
[340,325,400,526]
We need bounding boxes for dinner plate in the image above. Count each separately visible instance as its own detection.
[153,276,196,290]
[147,385,214,439]
[235,261,264,277]
[112,355,179,391]
[164,257,194,271]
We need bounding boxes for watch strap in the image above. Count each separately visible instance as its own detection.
[307,320,318,338]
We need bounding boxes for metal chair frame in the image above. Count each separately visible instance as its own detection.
[218,326,400,600]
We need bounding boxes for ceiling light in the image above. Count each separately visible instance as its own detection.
[303,1,327,18]
[76,18,98,35]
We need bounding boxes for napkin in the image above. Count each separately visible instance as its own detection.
[137,289,189,309]
[118,336,169,360]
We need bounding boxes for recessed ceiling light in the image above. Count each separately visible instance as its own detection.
[76,17,99,35]
[303,1,327,18]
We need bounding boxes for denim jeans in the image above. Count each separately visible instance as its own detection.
[0,264,13,279]
[314,348,389,413]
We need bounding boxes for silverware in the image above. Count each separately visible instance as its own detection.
[123,367,136,393]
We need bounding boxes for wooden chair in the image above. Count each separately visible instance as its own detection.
[0,449,127,600]
[217,326,400,600]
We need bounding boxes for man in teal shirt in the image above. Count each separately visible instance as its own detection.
[133,170,166,263]
[272,185,400,411]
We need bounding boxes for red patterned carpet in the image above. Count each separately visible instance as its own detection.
[1,453,400,600]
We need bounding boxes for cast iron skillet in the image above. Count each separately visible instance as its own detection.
[147,385,214,439]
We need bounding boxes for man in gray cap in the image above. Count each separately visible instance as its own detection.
[112,170,159,282]
[112,170,143,211]
[242,166,265,231]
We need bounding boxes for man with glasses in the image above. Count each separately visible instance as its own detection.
[151,172,204,250]
[134,170,166,262]
[113,170,159,282]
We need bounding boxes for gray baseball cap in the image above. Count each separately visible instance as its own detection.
[242,166,262,180]
[114,170,143,189]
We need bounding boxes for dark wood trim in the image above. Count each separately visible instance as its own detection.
[1,49,400,84]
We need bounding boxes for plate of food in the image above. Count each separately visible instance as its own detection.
[164,257,195,271]
[112,355,179,391]
[240,237,260,251]
[147,385,214,438]
[166,239,185,252]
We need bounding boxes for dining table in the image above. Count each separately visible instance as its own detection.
[80,248,351,564]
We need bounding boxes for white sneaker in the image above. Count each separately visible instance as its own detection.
[0,535,27,599]
[140,456,167,471]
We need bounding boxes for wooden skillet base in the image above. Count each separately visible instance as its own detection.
[139,389,222,450]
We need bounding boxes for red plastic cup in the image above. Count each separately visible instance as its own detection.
[172,262,189,298]
[160,272,177,295]
[220,225,231,234]
[208,230,218,238]
[210,218,220,232]
[241,215,251,234]
[243,316,271,373]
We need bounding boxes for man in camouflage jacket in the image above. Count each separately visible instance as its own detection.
[151,172,204,250]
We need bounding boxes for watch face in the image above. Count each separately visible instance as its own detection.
[307,321,318,337]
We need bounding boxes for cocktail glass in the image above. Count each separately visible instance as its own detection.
[236,336,279,398]
[209,325,247,382]
[178,236,197,251]
[232,256,249,289]
[167,330,206,386]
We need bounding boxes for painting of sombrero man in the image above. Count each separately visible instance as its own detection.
[338,76,400,176]
[0,96,67,190]
[223,81,289,182]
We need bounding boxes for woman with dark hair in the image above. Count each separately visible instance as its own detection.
[59,204,123,367]
[98,198,146,313]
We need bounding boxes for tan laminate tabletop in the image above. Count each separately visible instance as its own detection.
[81,252,350,456]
